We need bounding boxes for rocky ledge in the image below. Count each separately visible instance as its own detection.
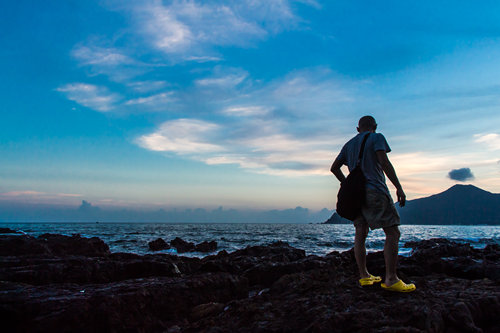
[0,234,498,332]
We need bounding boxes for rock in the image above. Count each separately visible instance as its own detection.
[0,235,51,256]
[0,228,18,234]
[0,233,110,257]
[0,273,248,332]
[148,238,170,251]
[0,252,189,285]
[190,302,225,321]
[0,235,499,332]
[195,240,217,252]
[402,238,500,282]
[38,233,110,257]
[170,237,195,253]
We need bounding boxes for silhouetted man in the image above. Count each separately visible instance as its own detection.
[330,116,416,292]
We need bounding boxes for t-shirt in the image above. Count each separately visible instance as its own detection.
[334,131,391,196]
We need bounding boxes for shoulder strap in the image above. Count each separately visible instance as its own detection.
[356,133,370,166]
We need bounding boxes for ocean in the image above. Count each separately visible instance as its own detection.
[2,223,499,257]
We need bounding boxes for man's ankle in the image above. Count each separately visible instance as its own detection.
[359,270,370,279]
[384,275,399,285]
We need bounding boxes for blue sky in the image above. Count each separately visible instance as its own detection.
[1,0,500,217]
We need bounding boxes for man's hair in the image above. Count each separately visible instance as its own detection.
[358,116,377,130]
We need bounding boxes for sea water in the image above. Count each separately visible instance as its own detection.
[1,223,499,257]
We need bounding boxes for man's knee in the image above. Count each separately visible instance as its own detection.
[355,224,369,237]
[383,225,400,239]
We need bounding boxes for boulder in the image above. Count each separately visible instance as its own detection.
[38,233,110,257]
[148,238,170,251]
[170,237,195,253]
[195,240,217,252]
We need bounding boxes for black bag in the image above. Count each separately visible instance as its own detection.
[336,133,370,221]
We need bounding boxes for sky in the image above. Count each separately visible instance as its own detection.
[1,0,500,221]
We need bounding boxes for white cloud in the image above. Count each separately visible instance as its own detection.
[474,133,500,150]
[222,106,272,117]
[125,92,175,108]
[128,80,169,93]
[136,119,224,153]
[0,191,82,200]
[269,69,353,116]
[72,45,135,66]
[136,114,342,176]
[185,55,223,62]
[126,0,316,58]
[195,74,247,87]
[71,44,148,82]
[0,190,45,197]
[56,83,121,112]
[139,1,194,53]
[134,67,356,176]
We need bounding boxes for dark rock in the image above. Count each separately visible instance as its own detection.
[0,233,109,257]
[195,240,217,252]
[0,228,18,234]
[1,235,499,332]
[170,237,195,253]
[190,302,225,321]
[38,233,110,256]
[0,235,51,256]
[148,238,170,251]
[0,252,190,285]
[402,238,500,282]
[0,273,248,332]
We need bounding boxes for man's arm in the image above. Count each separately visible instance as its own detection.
[376,150,406,207]
[330,158,346,183]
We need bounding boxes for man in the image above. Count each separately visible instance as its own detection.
[330,116,416,292]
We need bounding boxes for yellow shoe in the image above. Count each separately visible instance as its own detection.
[381,280,416,292]
[359,274,382,286]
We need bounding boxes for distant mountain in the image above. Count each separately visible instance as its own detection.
[322,212,350,224]
[324,184,500,225]
[399,184,500,225]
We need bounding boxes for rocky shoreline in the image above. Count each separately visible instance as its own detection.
[0,231,498,332]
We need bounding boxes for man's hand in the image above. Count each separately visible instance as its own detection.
[376,151,406,206]
[396,187,406,207]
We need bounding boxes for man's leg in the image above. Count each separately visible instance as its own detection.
[382,225,400,285]
[354,223,370,279]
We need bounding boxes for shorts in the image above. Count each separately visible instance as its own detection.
[353,188,401,230]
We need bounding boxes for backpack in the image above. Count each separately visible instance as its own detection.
[336,133,370,221]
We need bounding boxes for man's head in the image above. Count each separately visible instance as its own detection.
[357,115,377,133]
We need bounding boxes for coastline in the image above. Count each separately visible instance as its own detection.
[1,232,499,332]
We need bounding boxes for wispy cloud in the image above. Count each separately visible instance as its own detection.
[0,191,45,197]
[56,83,121,112]
[71,44,149,82]
[222,106,272,117]
[138,1,194,54]
[136,116,341,176]
[0,190,82,201]
[474,133,500,150]
[127,80,169,93]
[124,0,314,59]
[195,73,248,87]
[136,119,224,153]
[125,92,176,109]
[185,55,223,63]
[72,45,135,66]
[268,68,354,116]
[134,67,355,176]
